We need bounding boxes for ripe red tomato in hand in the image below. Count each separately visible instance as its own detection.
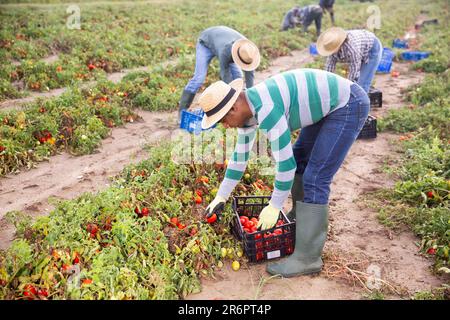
[206,213,217,224]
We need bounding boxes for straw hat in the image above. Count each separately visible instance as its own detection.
[231,39,261,71]
[317,27,348,56]
[199,79,244,129]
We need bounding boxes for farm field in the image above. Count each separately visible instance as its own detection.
[0,0,449,301]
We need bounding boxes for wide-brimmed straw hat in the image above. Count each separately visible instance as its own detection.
[317,27,348,56]
[231,39,261,71]
[199,79,244,129]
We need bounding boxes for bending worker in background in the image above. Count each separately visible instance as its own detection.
[317,27,383,92]
[319,0,336,25]
[201,68,369,277]
[298,4,324,36]
[281,6,301,31]
[177,26,260,123]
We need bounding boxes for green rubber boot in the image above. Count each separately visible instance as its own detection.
[266,201,328,277]
[178,90,196,124]
[286,173,304,222]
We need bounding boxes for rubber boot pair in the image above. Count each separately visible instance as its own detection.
[266,201,329,277]
[286,173,304,222]
[178,90,196,125]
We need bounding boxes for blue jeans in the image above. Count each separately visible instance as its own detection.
[293,84,370,205]
[185,42,243,94]
[357,37,383,93]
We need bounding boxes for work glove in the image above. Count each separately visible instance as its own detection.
[257,202,281,230]
[205,195,226,221]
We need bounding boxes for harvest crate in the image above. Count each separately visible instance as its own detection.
[179,109,215,134]
[401,51,430,61]
[232,196,296,263]
[309,43,318,55]
[357,115,377,139]
[392,39,408,49]
[376,48,395,73]
[369,87,382,108]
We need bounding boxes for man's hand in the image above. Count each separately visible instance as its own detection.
[257,203,280,230]
[205,196,226,221]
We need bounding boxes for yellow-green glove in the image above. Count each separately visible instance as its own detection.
[257,202,281,230]
[205,195,226,220]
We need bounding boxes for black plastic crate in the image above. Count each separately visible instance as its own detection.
[231,196,295,263]
[357,115,377,139]
[369,87,382,108]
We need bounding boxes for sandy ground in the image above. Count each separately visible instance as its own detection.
[0,16,445,299]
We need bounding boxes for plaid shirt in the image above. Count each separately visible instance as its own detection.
[325,30,376,82]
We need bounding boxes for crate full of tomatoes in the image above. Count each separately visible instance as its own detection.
[232,196,295,263]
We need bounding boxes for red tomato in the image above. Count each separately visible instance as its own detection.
[24,284,37,296]
[243,227,251,233]
[250,217,259,224]
[250,226,257,233]
[206,213,217,224]
[240,216,249,224]
[177,223,186,230]
[38,289,48,297]
[141,207,149,216]
[170,217,178,227]
[195,189,203,197]
[426,191,434,198]
[244,221,254,229]
[239,217,246,226]
[274,228,283,235]
[86,223,98,235]
[255,233,262,240]
[195,195,202,204]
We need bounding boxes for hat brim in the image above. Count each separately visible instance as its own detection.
[317,27,348,56]
[201,79,244,130]
[231,39,261,71]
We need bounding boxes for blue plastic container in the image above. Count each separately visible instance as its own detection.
[376,47,395,73]
[392,39,409,49]
[180,109,216,134]
[309,43,318,55]
[401,51,430,61]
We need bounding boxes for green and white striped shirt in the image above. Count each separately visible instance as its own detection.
[218,69,353,209]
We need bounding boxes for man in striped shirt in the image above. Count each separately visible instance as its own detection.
[200,68,369,277]
[318,27,383,92]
